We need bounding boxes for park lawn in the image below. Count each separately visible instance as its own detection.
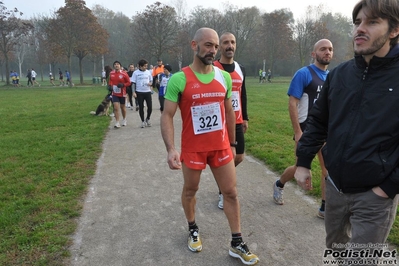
[0,84,111,265]
[0,79,397,265]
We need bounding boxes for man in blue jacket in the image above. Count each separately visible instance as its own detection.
[295,0,399,260]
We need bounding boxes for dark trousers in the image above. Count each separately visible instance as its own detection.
[127,85,133,106]
[158,95,165,112]
[136,91,152,121]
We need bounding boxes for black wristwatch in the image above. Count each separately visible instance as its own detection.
[230,142,238,147]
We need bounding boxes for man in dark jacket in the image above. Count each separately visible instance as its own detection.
[126,64,135,110]
[26,69,33,87]
[295,0,399,260]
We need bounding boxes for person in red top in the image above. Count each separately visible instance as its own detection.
[109,60,131,128]
[160,27,259,265]
[213,32,249,210]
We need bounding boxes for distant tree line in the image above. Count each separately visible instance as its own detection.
[0,0,354,85]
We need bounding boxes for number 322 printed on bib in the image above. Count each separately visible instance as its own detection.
[191,102,222,135]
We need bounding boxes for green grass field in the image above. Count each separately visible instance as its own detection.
[245,77,326,198]
[0,84,110,265]
[0,78,397,265]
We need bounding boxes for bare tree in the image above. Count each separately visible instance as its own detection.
[46,0,108,85]
[33,15,66,80]
[72,15,108,84]
[319,12,353,65]
[188,6,228,34]
[14,35,29,79]
[171,0,187,19]
[107,12,132,63]
[223,6,261,60]
[259,9,295,71]
[132,2,179,61]
[294,5,330,66]
[172,18,192,70]
[0,2,33,85]
[92,5,133,65]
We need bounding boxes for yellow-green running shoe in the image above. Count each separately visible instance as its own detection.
[229,242,259,265]
[188,228,202,252]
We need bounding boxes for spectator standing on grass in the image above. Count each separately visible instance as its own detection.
[157,64,172,113]
[109,61,130,128]
[26,69,33,87]
[258,69,262,83]
[295,0,399,258]
[132,59,153,128]
[273,39,333,219]
[213,32,249,210]
[160,27,259,266]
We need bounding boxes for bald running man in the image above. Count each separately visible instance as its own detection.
[161,27,259,265]
[273,39,333,219]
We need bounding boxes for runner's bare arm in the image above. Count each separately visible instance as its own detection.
[289,96,302,142]
[161,99,181,169]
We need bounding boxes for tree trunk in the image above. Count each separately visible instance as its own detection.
[68,56,73,87]
[0,62,3,82]
[5,53,10,85]
[93,61,96,80]
[40,65,43,82]
[79,57,84,85]
[18,62,22,84]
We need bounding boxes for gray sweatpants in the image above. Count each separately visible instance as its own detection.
[325,176,398,249]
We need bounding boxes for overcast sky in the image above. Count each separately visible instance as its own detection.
[3,0,359,20]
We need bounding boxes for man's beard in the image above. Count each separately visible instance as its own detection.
[316,54,331,65]
[196,45,214,65]
[354,31,390,56]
